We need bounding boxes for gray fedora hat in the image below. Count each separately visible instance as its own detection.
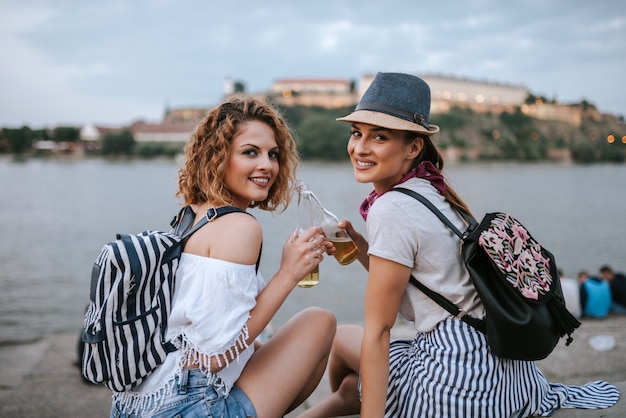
[337,72,439,135]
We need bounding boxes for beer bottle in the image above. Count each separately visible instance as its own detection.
[296,181,359,270]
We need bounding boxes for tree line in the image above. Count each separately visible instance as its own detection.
[1,103,624,163]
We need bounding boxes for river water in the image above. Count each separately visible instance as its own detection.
[1,157,624,341]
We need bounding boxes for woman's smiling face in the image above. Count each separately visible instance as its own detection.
[347,122,421,194]
[224,120,280,209]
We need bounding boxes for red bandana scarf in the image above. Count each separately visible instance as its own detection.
[359,160,446,221]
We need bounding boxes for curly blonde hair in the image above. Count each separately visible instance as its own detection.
[177,96,299,211]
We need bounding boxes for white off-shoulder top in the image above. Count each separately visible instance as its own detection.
[114,252,265,412]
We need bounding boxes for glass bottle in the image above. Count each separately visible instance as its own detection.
[296,181,359,271]
[295,182,320,288]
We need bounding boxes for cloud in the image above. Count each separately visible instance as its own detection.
[1,0,625,127]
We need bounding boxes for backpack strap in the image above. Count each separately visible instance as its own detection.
[408,275,486,333]
[170,206,262,273]
[393,187,486,334]
[394,187,478,236]
[181,206,247,240]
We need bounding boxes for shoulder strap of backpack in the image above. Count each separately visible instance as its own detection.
[179,206,262,273]
[393,187,478,237]
[180,206,247,240]
[393,187,486,333]
[408,275,486,333]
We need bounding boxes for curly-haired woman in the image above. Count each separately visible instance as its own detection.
[111,97,336,418]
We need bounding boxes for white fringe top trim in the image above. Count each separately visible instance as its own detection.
[113,324,251,415]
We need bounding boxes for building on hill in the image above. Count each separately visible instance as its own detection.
[521,101,604,127]
[134,73,610,145]
[162,107,207,124]
[424,74,529,110]
[267,78,356,108]
[357,73,530,115]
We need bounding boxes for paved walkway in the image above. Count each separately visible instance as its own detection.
[1,316,624,417]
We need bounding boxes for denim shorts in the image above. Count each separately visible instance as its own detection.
[110,369,257,418]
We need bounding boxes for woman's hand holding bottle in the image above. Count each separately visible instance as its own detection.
[337,219,370,270]
[278,226,333,288]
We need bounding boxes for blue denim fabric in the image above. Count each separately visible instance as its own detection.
[110,369,256,418]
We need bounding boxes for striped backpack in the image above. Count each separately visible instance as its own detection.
[81,206,244,392]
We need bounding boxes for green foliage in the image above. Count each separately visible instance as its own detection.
[1,127,33,154]
[101,129,135,155]
[52,126,80,142]
[1,101,624,164]
[431,108,467,130]
[135,142,183,158]
[499,108,533,129]
[281,106,353,160]
[525,94,538,105]
[233,81,246,93]
[294,113,351,160]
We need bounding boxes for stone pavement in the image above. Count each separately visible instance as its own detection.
[1,316,624,417]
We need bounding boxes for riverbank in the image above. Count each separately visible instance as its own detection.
[1,316,624,417]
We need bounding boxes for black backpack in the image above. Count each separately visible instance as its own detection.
[395,187,581,361]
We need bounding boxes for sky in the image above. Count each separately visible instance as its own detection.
[1,0,625,128]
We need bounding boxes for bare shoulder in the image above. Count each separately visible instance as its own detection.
[215,211,262,236]
[207,211,263,265]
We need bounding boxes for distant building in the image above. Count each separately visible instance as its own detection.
[129,120,198,143]
[521,101,603,127]
[162,107,207,124]
[79,123,123,141]
[423,74,528,107]
[358,73,530,115]
[267,78,356,108]
[129,73,597,144]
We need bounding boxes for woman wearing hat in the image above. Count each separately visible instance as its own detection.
[300,72,619,417]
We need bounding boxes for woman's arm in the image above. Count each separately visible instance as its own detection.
[360,255,411,418]
[205,218,329,372]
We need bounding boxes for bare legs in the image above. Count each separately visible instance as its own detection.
[236,307,337,418]
[298,324,364,418]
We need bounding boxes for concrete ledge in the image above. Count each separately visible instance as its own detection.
[1,316,624,417]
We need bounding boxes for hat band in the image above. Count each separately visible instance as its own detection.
[355,102,430,130]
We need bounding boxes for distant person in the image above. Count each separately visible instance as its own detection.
[580,271,612,319]
[110,96,337,418]
[559,269,582,318]
[599,265,626,314]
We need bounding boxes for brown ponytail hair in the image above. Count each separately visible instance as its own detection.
[407,133,473,217]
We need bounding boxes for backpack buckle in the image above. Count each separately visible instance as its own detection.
[206,207,219,222]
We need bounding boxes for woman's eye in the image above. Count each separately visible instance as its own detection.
[243,149,258,156]
[350,130,361,138]
[374,134,386,142]
[269,150,279,159]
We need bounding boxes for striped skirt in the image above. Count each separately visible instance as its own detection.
[386,319,619,417]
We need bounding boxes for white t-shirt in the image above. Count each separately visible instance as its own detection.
[366,177,485,333]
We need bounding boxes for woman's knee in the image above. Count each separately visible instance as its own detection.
[294,307,337,337]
